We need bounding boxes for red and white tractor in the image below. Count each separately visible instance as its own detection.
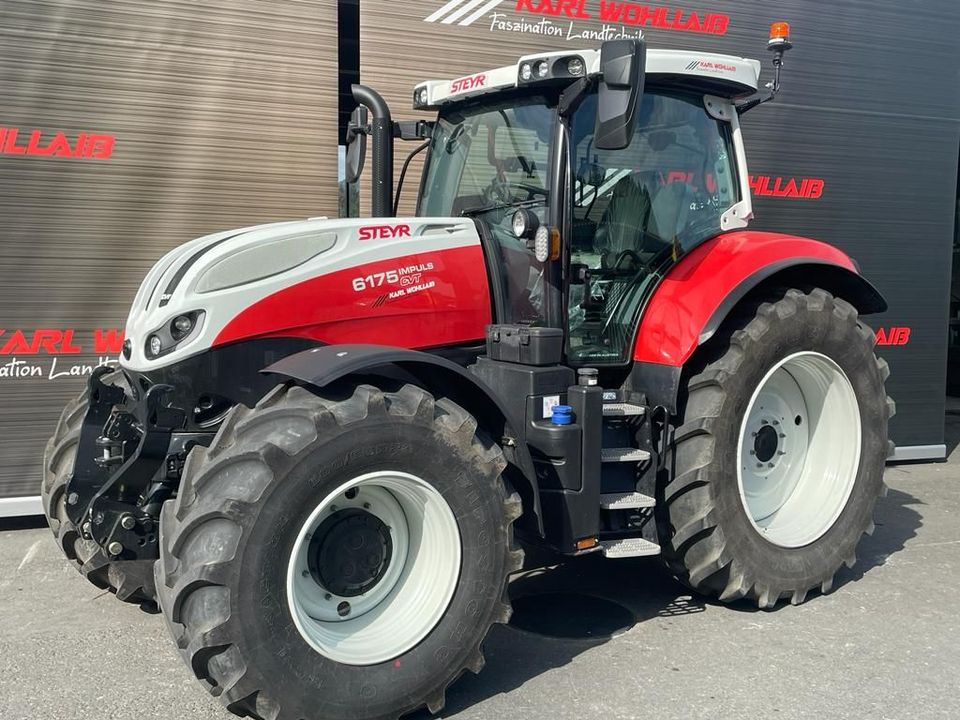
[42,24,892,720]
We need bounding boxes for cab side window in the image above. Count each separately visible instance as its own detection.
[568,90,738,363]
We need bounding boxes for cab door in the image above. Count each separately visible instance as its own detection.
[566,87,742,366]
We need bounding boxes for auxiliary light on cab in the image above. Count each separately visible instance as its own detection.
[511,207,539,239]
[534,226,550,262]
[517,54,588,84]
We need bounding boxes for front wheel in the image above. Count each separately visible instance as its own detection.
[155,382,523,720]
[658,288,893,608]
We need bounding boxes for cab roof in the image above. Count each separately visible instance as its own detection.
[414,47,761,109]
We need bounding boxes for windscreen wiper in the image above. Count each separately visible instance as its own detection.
[458,197,543,217]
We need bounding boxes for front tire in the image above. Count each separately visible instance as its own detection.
[658,288,893,608]
[155,382,523,720]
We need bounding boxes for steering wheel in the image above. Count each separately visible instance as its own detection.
[515,182,548,199]
[612,249,642,270]
[483,175,513,205]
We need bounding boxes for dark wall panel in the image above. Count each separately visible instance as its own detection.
[0,0,339,501]
[362,0,960,451]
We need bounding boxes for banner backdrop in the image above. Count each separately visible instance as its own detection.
[361,0,960,456]
[0,0,339,507]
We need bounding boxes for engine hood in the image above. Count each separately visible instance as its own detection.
[121,216,488,372]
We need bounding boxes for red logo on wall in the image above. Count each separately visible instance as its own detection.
[0,329,125,380]
[0,328,124,355]
[514,0,730,34]
[424,0,729,36]
[749,176,825,199]
[0,128,115,160]
[876,327,911,346]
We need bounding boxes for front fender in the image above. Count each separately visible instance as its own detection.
[630,231,886,411]
[633,230,885,367]
[263,344,543,534]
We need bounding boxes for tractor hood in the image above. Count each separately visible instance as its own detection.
[120,216,490,372]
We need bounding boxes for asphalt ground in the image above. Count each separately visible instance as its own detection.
[2,408,958,720]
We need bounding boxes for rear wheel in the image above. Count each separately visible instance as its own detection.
[40,374,157,605]
[658,288,893,608]
[155,382,523,720]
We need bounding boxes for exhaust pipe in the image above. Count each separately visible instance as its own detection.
[351,84,394,217]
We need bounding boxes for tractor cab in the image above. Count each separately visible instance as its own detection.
[348,38,772,368]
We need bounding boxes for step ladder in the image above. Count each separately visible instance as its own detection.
[597,397,660,558]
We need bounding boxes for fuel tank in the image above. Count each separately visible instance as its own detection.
[121,217,491,372]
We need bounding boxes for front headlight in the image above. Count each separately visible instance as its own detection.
[144,310,204,359]
[194,230,338,294]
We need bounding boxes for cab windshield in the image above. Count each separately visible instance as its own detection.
[419,94,556,325]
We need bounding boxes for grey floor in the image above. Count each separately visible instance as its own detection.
[2,408,958,720]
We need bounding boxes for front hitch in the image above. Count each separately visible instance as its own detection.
[65,368,188,560]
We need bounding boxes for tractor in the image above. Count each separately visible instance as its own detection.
[42,24,892,720]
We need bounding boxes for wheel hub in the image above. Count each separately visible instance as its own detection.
[753,424,780,462]
[309,509,392,598]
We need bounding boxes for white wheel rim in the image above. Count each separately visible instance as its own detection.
[736,351,861,548]
[286,471,461,665]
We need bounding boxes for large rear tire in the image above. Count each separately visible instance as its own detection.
[155,382,523,720]
[657,288,893,608]
[41,375,157,605]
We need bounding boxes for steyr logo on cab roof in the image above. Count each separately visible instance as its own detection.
[451,74,487,93]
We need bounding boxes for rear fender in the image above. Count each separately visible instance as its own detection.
[631,231,887,411]
[263,344,543,535]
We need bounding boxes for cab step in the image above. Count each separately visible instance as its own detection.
[599,491,655,509]
[602,402,647,417]
[600,537,660,558]
[601,447,651,463]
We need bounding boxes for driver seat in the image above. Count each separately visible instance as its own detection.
[648,181,696,243]
[594,173,653,261]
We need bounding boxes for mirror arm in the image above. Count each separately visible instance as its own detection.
[735,89,774,114]
[394,120,435,141]
[559,76,596,119]
[736,44,790,115]
[393,140,431,216]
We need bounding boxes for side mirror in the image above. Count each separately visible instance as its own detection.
[594,39,646,151]
[344,106,368,184]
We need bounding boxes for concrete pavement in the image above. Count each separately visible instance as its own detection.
[2,409,958,720]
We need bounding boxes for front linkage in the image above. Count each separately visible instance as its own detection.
[65,366,209,565]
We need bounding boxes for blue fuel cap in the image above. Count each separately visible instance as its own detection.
[551,405,573,425]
